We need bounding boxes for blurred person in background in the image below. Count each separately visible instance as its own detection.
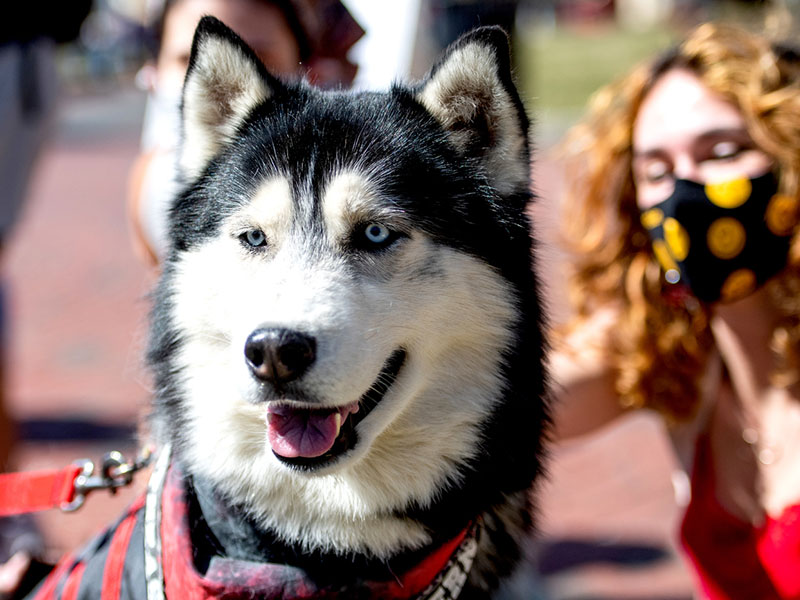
[553,22,800,599]
[425,0,520,54]
[127,0,363,268]
[0,4,91,596]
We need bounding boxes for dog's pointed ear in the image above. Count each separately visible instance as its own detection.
[178,17,276,180]
[415,27,530,195]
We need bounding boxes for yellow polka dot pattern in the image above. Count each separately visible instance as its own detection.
[705,178,752,208]
[641,177,798,300]
[706,217,746,259]
[652,239,679,274]
[720,269,756,302]
[766,194,799,236]
[640,208,664,230]
[663,217,689,261]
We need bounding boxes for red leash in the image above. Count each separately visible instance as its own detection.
[0,449,152,516]
[0,464,84,516]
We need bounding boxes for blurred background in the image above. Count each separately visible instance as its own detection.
[2,0,798,598]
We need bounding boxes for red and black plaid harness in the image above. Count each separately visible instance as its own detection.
[24,448,479,600]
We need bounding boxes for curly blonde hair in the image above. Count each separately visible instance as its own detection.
[559,22,800,422]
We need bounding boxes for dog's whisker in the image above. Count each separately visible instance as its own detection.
[195,331,232,345]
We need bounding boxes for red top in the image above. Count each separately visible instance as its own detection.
[680,435,800,599]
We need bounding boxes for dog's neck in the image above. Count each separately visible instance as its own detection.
[188,473,456,584]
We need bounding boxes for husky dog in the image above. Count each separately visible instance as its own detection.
[29,17,548,600]
[150,15,549,598]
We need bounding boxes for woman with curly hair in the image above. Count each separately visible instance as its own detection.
[553,22,800,598]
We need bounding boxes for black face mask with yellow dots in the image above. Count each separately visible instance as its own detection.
[640,172,798,304]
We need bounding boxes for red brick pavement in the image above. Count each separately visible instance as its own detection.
[3,86,153,561]
[5,122,152,423]
[1,85,695,598]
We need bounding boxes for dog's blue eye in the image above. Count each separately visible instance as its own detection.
[242,229,266,248]
[352,222,404,252]
[364,223,390,244]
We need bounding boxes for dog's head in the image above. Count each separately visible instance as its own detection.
[148,17,547,557]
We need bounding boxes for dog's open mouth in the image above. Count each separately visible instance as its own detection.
[266,349,406,469]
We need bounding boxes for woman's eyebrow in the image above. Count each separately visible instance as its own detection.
[633,148,670,159]
[634,127,752,158]
[693,127,752,144]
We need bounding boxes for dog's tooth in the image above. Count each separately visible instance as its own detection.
[333,412,342,436]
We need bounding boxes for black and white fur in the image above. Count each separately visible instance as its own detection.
[148,17,549,598]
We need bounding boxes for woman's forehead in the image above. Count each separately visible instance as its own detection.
[633,68,746,154]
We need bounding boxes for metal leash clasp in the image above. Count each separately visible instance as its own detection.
[61,448,153,512]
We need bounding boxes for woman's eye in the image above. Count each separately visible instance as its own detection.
[641,160,671,183]
[241,229,267,248]
[364,223,391,245]
[710,141,741,160]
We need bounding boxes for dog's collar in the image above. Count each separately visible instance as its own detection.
[416,522,479,600]
[143,445,479,600]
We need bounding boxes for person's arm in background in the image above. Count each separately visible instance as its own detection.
[549,308,628,441]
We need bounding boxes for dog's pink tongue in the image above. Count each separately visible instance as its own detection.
[267,403,358,458]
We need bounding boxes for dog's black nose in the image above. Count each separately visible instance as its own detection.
[244,328,316,386]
